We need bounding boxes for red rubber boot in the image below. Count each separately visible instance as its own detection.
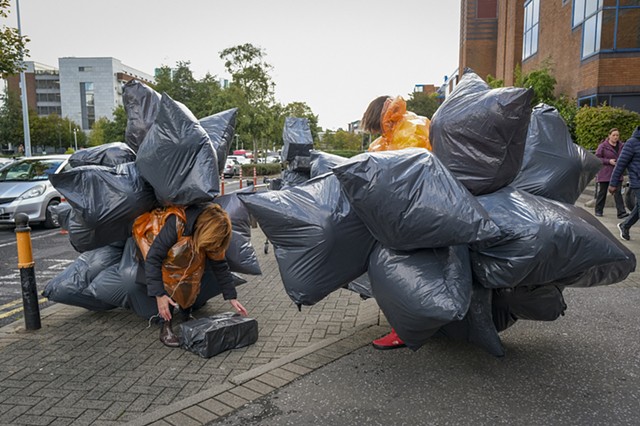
[372,329,406,350]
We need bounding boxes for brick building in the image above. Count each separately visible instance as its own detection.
[459,0,640,112]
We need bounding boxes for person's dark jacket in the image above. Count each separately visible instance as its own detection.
[611,127,640,189]
[144,204,237,301]
[595,138,624,183]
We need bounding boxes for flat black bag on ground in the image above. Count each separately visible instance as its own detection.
[511,104,601,204]
[333,149,500,250]
[470,186,636,289]
[68,142,136,168]
[430,70,533,196]
[123,80,161,153]
[214,189,262,275]
[42,244,123,311]
[200,108,238,175]
[368,244,472,350]
[238,173,376,306]
[136,94,220,205]
[180,312,258,358]
[310,150,348,178]
[49,162,157,248]
[281,117,313,162]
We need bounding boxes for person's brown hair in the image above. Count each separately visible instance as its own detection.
[193,204,232,258]
[361,96,390,133]
[609,128,619,135]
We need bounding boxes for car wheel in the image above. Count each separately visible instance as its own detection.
[43,199,60,229]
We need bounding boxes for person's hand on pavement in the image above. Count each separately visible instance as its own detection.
[229,299,248,316]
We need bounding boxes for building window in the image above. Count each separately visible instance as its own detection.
[523,0,540,60]
[80,82,95,130]
[78,66,93,72]
[575,0,640,58]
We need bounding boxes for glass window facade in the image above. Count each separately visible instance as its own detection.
[80,82,95,129]
[523,0,540,59]
[574,0,640,58]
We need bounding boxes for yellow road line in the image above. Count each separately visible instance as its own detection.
[0,298,48,319]
[0,299,23,310]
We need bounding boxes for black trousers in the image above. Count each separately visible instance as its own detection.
[595,181,626,216]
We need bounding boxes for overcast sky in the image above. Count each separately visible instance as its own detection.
[6,0,461,130]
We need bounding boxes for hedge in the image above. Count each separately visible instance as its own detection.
[574,105,640,150]
[240,163,282,176]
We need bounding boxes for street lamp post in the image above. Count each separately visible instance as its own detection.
[16,0,31,157]
[73,128,78,151]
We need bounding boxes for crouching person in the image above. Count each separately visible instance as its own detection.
[134,204,248,347]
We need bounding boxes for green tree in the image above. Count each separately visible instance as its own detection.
[103,105,127,143]
[0,0,29,75]
[406,91,440,119]
[0,88,23,146]
[522,66,556,106]
[87,117,108,147]
[322,129,362,151]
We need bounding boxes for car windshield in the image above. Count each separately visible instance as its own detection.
[0,159,63,182]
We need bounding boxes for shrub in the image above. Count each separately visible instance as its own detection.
[546,95,580,141]
[574,105,640,150]
[240,163,282,176]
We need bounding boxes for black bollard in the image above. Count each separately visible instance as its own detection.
[14,213,41,330]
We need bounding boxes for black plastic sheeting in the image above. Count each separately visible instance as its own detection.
[200,108,238,176]
[333,149,501,250]
[214,189,262,276]
[344,273,373,299]
[437,282,505,357]
[69,142,136,168]
[512,103,601,204]
[136,94,220,205]
[470,186,636,289]
[238,173,376,306]
[42,243,123,311]
[368,244,472,350]
[309,150,348,178]
[123,80,161,153]
[49,162,157,250]
[281,169,310,187]
[180,312,258,358]
[430,70,533,196]
[492,285,567,332]
[50,202,72,232]
[289,155,311,172]
[281,117,313,162]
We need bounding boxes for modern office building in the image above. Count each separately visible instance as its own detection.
[59,57,154,130]
[458,0,640,112]
[5,61,61,116]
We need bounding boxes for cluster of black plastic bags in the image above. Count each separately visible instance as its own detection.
[43,80,261,319]
[239,70,636,357]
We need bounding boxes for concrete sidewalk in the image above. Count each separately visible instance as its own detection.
[0,187,638,426]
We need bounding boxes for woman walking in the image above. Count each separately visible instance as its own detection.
[595,128,628,218]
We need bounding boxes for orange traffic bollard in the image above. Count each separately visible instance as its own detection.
[220,174,225,195]
[253,167,257,189]
[239,167,243,189]
[15,213,41,330]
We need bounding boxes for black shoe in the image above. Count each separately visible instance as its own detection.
[618,212,629,219]
[595,212,603,217]
[159,320,180,347]
[618,223,630,241]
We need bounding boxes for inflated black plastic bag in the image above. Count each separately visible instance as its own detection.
[430,70,533,195]
[214,189,262,275]
[50,162,157,246]
[51,202,123,253]
[180,312,258,358]
[471,186,636,289]
[281,169,310,187]
[511,104,601,204]
[289,156,311,172]
[50,202,72,232]
[368,243,472,350]
[344,273,373,299]
[238,173,376,306]
[136,94,220,205]
[333,149,500,250]
[492,285,566,332]
[281,117,313,162]
[310,150,348,178]
[200,108,238,175]
[42,244,123,311]
[437,282,505,357]
[123,80,161,153]
[69,142,136,168]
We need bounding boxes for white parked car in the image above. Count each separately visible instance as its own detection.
[0,155,71,228]
[227,155,251,165]
[223,158,241,178]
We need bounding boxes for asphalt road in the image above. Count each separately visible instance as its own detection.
[209,285,640,426]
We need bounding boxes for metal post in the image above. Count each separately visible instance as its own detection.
[73,128,78,151]
[14,213,41,330]
[16,0,31,157]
